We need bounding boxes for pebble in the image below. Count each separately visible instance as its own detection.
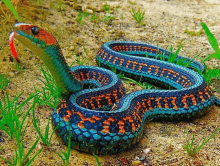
[143,148,151,154]
[132,160,142,166]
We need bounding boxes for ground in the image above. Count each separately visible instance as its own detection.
[0,0,220,165]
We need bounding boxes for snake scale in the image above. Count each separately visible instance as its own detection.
[9,22,219,154]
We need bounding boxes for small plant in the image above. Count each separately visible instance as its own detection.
[76,11,83,24]
[32,105,59,147]
[0,74,9,91]
[54,122,71,166]
[76,11,88,25]
[91,13,101,23]
[34,66,62,108]
[131,8,145,25]
[93,153,101,166]
[103,14,116,24]
[184,28,203,36]
[0,95,42,166]
[103,4,111,12]
[0,93,34,139]
[184,128,220,156]
[2,0,21,21]
[200,22,220,83]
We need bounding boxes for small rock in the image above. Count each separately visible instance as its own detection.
[86,9,94,14]
[132,160,142,166]
[143,148,151,154]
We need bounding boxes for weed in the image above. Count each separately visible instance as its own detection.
[0,95,42,166]
[76,11,84,24]
[2,0,21,21]
[15,62,23,73]
[93,153,101,166]
[184,128,220,156]
[184,28,203,36]
[131,8,145,25]
[32,105,59,147]
[0,93,35,139]
[54,122,71,166]
[103,14,116,24]
[76,11,89,25]
[34,66,62,108]
[200,22,220,84]
[103,4,111,12]
[202,67,220,84]
[91,13,101,23]
[201,22,220,62]
[0,74,9,91]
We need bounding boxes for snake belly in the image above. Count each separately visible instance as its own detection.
[52,41,215,154]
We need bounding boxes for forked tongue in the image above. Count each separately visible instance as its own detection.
[9,31,20,63]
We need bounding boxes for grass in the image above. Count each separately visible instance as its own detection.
[32,104,59,147]
[103,14,116,24]
[34,66,62,108]
[200,22,220,84]
[103,4,111,12]
[91,13,101,23]
[0,74,9,91]
[2,0,21,21]
[184,28,203,36]
[0,93,35,139]
[54,122,71,166]
[76,11,89,25]
[184,128,220,156]
[93,154,101,166]
[131,8,145,25]
[0,94,42,166]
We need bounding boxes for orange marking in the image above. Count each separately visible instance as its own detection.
[164,97,169,109]
[170,97,178,110]
[112,57,118,64]
[138,63,148,71]
[86,72,90,80]
[119,58,124,66]
[155,97,162,108]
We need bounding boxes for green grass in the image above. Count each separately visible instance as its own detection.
[200,22,220,84]
[103,14,116,24]
[91,13,101,23]
[34,66,62,108]
[2,0,21,21]
[93,153,101,166]
[131,8,145,25]
[76,11,89,25]
[0,94,42,166]
[103,4,111,12]
[32,104,59,147]
[54,122,71,166]
[0,74,9,91]
[184,28,203,36]
[184,128,220,156]
[0,93,35,139]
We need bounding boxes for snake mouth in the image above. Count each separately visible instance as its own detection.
[9,31,20,63]
[9,22,45,63]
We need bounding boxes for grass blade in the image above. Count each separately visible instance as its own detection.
[2,0,21,21]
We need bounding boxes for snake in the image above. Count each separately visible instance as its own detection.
[9,22,219,155]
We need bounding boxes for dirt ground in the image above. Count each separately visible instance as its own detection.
[0,0,220,165]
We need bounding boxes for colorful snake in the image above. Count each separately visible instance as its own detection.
[9,22,219,154]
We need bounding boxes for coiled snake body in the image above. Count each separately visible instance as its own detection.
[9,23,219,154]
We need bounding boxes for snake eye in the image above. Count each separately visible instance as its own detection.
[31,26,39,35]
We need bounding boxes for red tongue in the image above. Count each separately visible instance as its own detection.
[9,32,20,63]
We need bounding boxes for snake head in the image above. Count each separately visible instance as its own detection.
[9,22,59,63]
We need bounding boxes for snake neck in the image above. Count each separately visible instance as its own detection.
[40,45,81,95]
